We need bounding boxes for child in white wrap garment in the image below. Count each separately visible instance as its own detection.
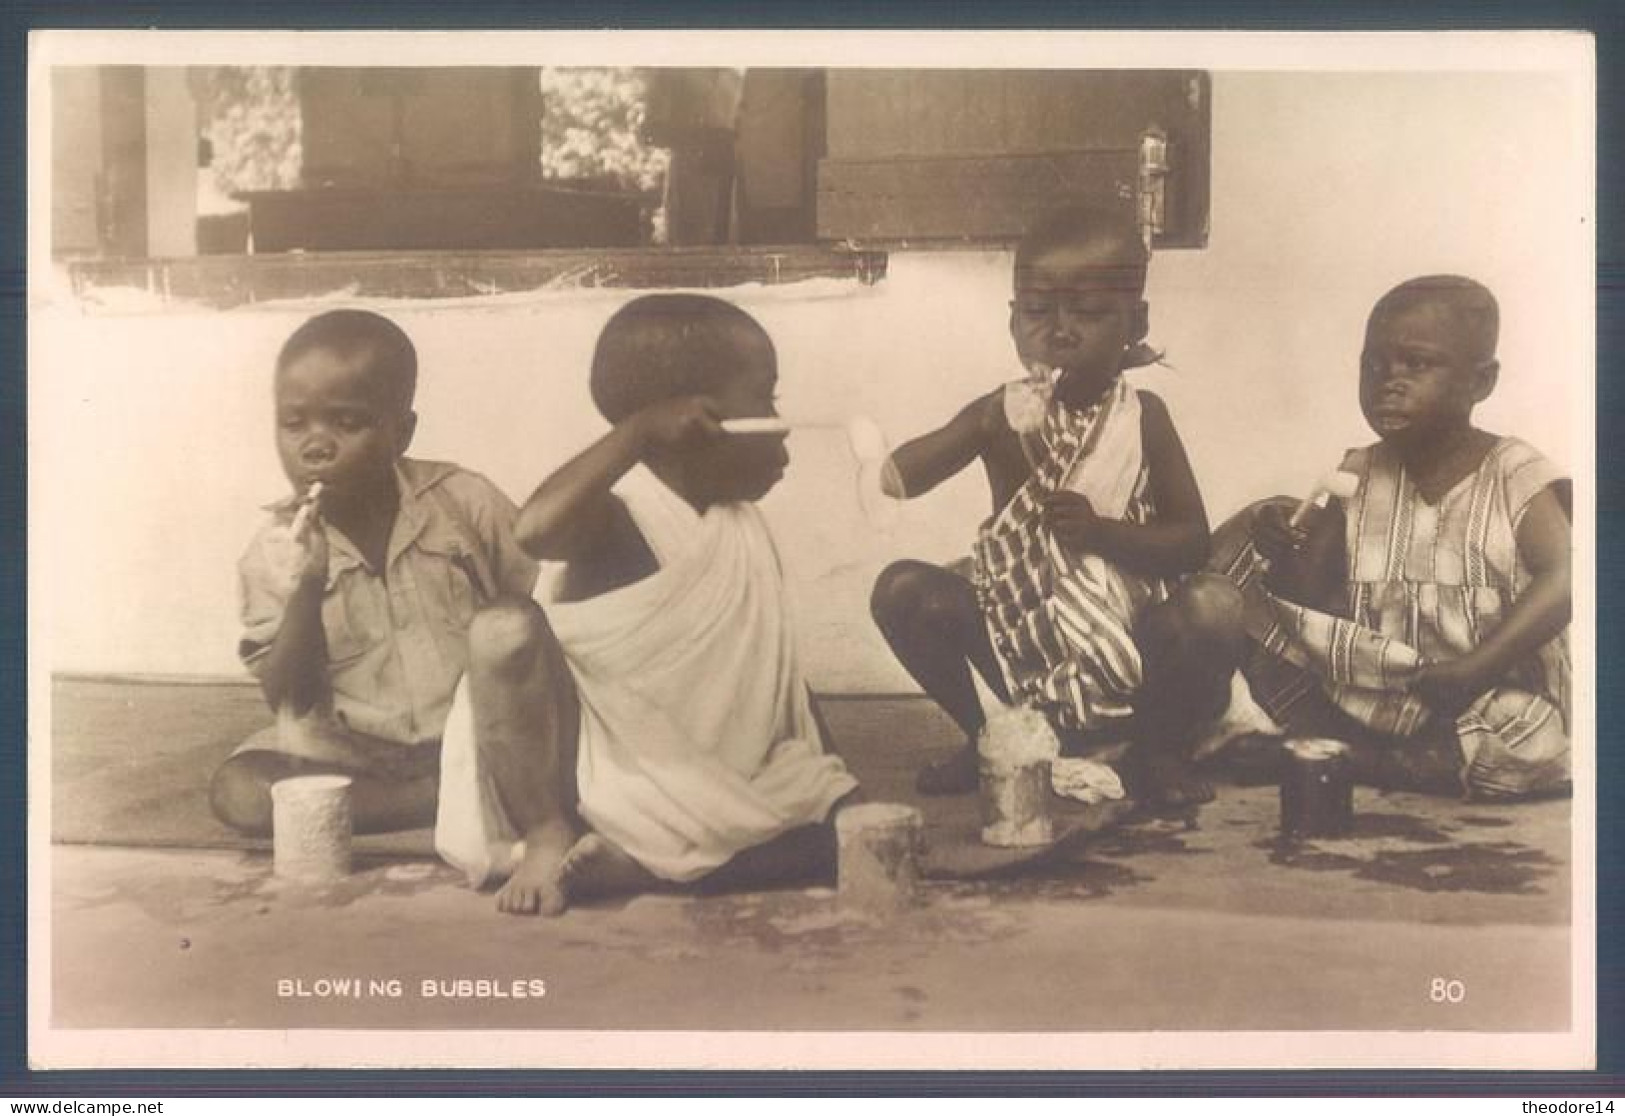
[435,294,860,915]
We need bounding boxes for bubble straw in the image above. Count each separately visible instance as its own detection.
[718,418,792,436]
[1288,470,1359,530]
[289,480,324,536]
[720,416,903,527]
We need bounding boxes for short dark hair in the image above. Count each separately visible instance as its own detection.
[1370,275,1500,363]
[590,295,774,423]
[276,309,418,410]
[1013,204,1149,297]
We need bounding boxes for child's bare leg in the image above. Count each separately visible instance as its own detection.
[1129,573,1248,808]
[465,597,588,916]
[210,751,287,836]
[871,560,1008,794]
[208,750,437,836]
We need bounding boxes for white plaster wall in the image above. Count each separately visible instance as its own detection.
[32,70,1589,692]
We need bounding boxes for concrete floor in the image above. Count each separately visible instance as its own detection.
[48,782,1574,1038]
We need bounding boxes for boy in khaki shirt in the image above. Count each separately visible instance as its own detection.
[213,309,535,835]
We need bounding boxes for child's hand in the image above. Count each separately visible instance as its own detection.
[1253,502,1308,566]
[1254,501,1323,599]
[1409,656,1491,719]
[632,395,726,454]
[261,511,329,596]
[1043,491,1102,553]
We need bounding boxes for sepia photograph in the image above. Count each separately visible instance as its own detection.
[25,29,1596,1071]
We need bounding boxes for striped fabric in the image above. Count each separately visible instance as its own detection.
[1221,436,1570,799]
[972,378,1164,733]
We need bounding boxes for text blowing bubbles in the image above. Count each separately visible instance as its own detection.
[277,977,548,999]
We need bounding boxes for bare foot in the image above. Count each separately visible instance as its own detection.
[560,833,658,901]
[495,827,577,916]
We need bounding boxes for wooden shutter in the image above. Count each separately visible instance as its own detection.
[817,70,1209,248]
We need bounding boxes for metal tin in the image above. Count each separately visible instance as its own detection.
[1279,738,1354,838]
[980,757,1055,847]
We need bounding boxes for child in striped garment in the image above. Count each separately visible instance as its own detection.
[871,206,1246,809]
[1217,276,1571,799]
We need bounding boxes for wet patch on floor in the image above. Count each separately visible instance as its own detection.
[57,852,466,923]
[314,860,467,906]
[671,885,1029,965]
[942,857,1153,903]
[1090,818,1211,859]
[1337,811,1454,844]
[1262,831,1558,895]
[1251,811,1452,860]
[1350,843,1559,894]
[57,852,273,923]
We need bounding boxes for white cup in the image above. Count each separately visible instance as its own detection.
[835,802,923,915]
[271,774,354,880]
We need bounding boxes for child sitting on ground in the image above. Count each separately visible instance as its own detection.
[434,294,860,916]
[1212,275,1571,799]
[870,205,1245,807]
[211,309,538,835]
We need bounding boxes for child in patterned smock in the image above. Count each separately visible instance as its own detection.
[1215,276,1571,799]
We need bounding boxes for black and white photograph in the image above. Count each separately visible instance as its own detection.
[25,29,1595,1071]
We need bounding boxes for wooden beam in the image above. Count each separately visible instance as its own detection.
[65,245,889,309]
